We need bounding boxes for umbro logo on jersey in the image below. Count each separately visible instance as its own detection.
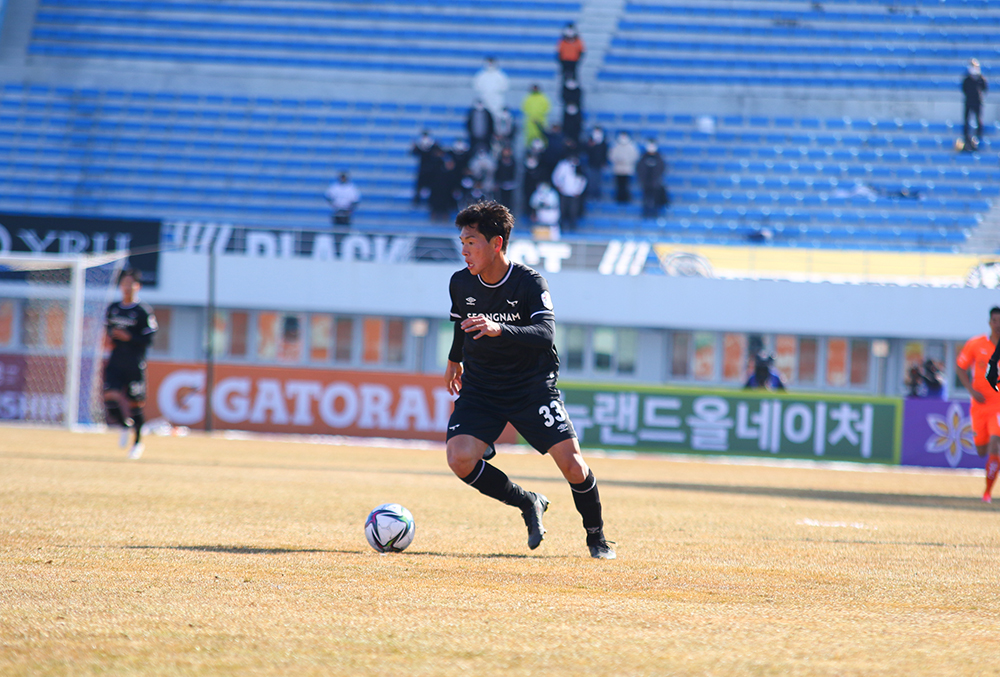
[449,424,460,430]
[466,297,476,305]
[506,300,518,307]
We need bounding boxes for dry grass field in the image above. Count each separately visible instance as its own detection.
[1,426,998,676]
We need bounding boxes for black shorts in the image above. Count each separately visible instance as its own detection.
[446,387,577,454]
[103,362,147,402]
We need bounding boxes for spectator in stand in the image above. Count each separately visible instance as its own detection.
[551,154,587,234]
[636,139,668,219]
[541,123,567,179]
[556,23,585,83]
[522,84,551,148]
[411,130,438,205]
[583,126,608,201]
[563,100,583,146]
[523,138,546,218]
[744,353,786,391]
[429,149,459,222]
[473,56,509,122]
[323,172,361,226]
[963,58,988,151]
[451,138,472,176]
[609,131,639,205]
[467,100,495,152]
[493,106,517,151]
[530,181,561,239]
[468,146,498,200]
[495,146,518,212]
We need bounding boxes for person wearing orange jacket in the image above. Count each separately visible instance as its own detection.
[557,23,585,83]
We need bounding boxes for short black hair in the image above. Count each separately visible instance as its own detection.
[991,306,1000,317]
[119,267,140,283]
[455,200,513,252]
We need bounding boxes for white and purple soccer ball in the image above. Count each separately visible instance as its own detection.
[364,503,415,553]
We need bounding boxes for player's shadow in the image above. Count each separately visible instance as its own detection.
[597,478,992,513]
[124,544,346,555]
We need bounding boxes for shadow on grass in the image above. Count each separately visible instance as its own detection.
[595,478,994,513]
[122,544,550,559]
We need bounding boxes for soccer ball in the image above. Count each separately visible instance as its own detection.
[364,503,415,553]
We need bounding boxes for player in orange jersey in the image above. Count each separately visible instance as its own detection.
[956,306,1000,503]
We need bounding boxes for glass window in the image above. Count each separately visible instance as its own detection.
[310,314,333,362]
[849,339,870,386]
[826,338,848,387]
[798,337,817,384]
[693,332,715,381]
[593,327,615,372]
[0,299,15,346]
[257,312,303,362]
[617,329,638,375]
[564,325,585,371]
[774,335,796,384]
[335,317,354,363]
[722,333,748,382]
[149,307,170,355]
[210,310,229,357]
[229,311,248,358]
[387,318,405,365]
[671,331,691,378]
[362,317,383,364]
[436,320,455,369]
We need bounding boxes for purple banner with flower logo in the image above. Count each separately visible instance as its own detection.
[901,398,983,469]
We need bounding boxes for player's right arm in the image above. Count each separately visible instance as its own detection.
[446,276,464,396]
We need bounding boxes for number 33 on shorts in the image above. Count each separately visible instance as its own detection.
[539,400,567,427]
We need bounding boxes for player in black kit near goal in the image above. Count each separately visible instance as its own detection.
[445,201,615,559]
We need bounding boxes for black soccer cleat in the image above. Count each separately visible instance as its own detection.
[988,358,999,392]
[521,492,549,550]
[587,532,617,560]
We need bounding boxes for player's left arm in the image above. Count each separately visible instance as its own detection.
[131,305,158,349]
[460,274,556,345]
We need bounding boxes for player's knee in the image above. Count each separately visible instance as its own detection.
[446,439,481,477]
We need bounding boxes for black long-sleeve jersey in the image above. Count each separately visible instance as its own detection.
[106,301,157,370]
[449,261,560,399]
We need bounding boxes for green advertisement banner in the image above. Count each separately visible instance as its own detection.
[561,384,901,463]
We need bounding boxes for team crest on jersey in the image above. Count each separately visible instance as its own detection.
[540,291,553,310]
[466,297,476,305]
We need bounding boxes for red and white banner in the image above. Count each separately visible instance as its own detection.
[147,361,516,443]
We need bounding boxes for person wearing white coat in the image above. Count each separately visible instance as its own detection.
[608,132,639,204]
[473,57,510,122]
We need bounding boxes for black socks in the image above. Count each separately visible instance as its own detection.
[461,460,532,509]
[570,469,604,534]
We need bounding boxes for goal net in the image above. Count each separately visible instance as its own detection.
[0,253,128,428]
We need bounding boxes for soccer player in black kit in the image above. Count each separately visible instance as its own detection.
[104,268,157,459]
[445,201,615,559]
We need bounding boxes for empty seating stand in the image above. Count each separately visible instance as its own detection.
[601,1,1000,90]
[29,0,581,80]
[0,83,994,251]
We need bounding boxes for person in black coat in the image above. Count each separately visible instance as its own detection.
[466,100,495,152]
[583,126,608,201]
[963,59,988,150]
[523,139,546,218]
[429,149,460,222]
[636,139,668,219]
[494,146,518,212]
[411,130,438,205]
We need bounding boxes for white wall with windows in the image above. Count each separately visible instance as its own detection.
[2,249,989,396]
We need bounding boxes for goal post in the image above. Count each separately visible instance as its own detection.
[0,252,129,429]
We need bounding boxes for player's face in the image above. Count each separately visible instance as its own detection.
[120,275,140,301]
[459,225,501,276]
[991,312,1000,336]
